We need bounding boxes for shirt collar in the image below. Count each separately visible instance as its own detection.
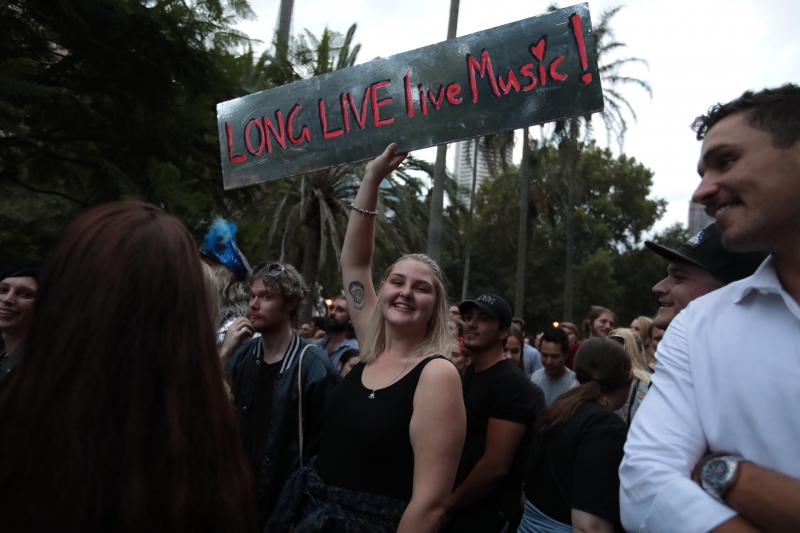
[733,255,780,303]
[253,331,301,375]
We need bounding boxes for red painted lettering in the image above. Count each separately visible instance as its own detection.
[467,50,501,103]
[404,71,414,118]
[446,83,463,105]
[519,64,537,91]
[262,110,286,153]
[318,98,343,139]
[498,71,521,94]
[418,85,429,115]
[347,88,370,130]
[529,37,547,61]
[569,13,593,83]
[549,56,568,81]
[225,122,246,163]
[340,94,350,133]
[370,80,394,128]
[287,104,311,145]
[244,118,265,156]
[427,85,445,110]
[538,64,547,85]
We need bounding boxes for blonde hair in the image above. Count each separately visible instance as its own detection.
[610,328,650,384]
[206,261,249,327]
[359,254,451,363]
[634,315,657,368]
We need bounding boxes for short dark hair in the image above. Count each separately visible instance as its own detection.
[339,348,360,367]
[691,84,800,149]
[511,317,525,333]
[540,327,569,354]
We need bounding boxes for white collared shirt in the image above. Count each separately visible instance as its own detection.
[620,257,800,533]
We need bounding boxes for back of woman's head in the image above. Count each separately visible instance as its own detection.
[610,328,650,384]
[0,201,255,533]
[537,337,631,438]
[361,253,451,362]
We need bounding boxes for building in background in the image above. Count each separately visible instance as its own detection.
[453,139,512,208]
[688,202,714,235]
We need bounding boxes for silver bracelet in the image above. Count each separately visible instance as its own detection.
[349,203,378,218]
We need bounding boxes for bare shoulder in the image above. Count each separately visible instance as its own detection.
[417,357,461,389]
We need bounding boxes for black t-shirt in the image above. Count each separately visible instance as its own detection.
[524,401,627,530]
[241,359,281,482]
[455,359,537,515]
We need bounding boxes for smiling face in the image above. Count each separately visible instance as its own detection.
[0,277,37,337]
[652,261,725,330]
[590,312,615,338]
[503,335,523,367]
[462,304,507,353]
[693,112,800,253]
[380,259,437,330]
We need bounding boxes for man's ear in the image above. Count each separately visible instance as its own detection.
[498,326,510,343]
[284,296,300,316]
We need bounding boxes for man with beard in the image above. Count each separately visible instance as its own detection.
[314,296,359,369]
[226,263,340,528]
[446,293,537,532]
[621,85,800,533]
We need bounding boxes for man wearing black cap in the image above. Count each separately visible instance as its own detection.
[445,294,537,533]
[0,260,43,392]
[646,222,767,331]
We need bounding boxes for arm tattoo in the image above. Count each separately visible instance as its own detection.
[349,281,366,310]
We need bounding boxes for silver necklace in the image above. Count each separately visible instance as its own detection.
[369,355,412,399]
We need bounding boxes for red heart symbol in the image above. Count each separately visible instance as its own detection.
[530,37,546,61]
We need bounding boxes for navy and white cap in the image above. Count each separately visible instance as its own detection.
[645,223,768,283]
[459,293,513,328]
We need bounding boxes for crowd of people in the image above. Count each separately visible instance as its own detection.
[0,85,797,532]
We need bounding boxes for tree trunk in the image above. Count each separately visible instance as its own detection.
[461,138,478,301]
[562,139,579,322]
[426,0,459,262]
[277,0,294,47]
[299,211,321,324]
[515,128,530,318]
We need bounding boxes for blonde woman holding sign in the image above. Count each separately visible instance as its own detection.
[266,144,466,533]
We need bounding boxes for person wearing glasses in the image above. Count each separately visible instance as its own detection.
[226,262,341,529]
[519,337,633,533]
[266,144,466,533]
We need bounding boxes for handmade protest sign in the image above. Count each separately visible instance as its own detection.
[217,3,602,190]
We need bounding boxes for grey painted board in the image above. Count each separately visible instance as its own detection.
[217,3,602,190]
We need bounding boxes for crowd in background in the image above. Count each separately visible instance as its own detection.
[0,85,798,533]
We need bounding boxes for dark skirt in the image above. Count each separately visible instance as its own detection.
[264,465,407,533]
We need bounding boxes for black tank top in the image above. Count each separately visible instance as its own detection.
[315,355,445,503]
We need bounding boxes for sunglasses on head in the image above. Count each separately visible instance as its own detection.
[253,263,285,277]
[608,335,626,347]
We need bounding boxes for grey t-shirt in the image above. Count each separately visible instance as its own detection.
[530,367,578,406]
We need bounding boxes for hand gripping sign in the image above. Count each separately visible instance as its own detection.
[217,3,602,190]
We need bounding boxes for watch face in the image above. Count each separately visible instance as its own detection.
[705,458,732,487]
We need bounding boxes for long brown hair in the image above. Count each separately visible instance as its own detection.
[536,337,631,438]
[0,202,256,532]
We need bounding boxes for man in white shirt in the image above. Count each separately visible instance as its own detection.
[620,84,800,533]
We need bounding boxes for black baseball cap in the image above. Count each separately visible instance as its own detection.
[0,259,43,282]
[459,293,512,328]
[645,223,767,283]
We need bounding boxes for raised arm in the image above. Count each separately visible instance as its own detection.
[398,359,466,533]
[341,143,407,338]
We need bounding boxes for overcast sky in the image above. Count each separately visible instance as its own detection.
[235,0,799,234]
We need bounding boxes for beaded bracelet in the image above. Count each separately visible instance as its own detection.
[349,203,378,219]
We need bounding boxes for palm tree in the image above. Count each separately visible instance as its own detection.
[426,0,460,263]
[555,4,652,321]
[241,25,432,320]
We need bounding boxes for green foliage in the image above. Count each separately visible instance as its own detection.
[0,0,253,264]
[454,142,675,331]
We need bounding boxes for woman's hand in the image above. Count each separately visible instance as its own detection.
[364,143,408,184]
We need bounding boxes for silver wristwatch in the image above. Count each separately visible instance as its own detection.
[700,455,745,502]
